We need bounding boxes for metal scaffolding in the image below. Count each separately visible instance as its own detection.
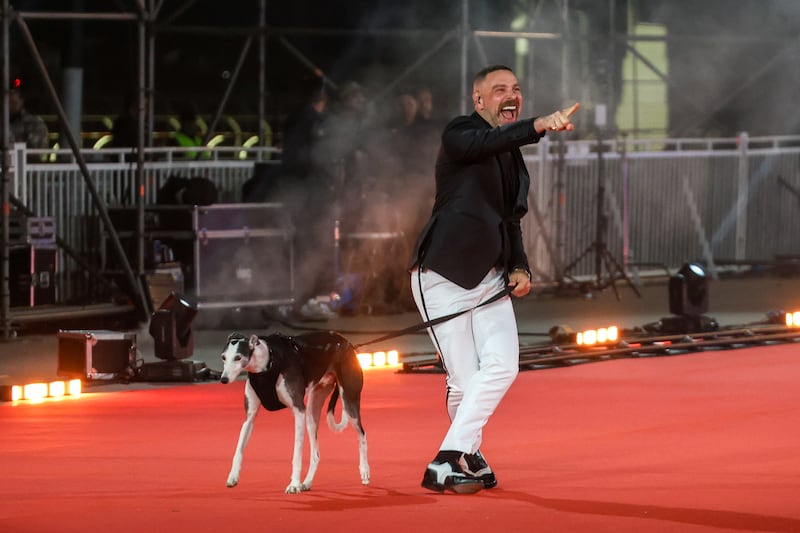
[1,0,795,337]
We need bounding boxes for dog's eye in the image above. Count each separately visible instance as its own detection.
[234,355,242,361]
[221,355,226,361]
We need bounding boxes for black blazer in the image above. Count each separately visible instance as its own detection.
[409,112,544,289]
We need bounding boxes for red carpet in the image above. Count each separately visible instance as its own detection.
[2,345,800,533]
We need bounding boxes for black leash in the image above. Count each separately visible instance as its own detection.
[353,285,514,349]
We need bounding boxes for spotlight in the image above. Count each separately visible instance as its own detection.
[659,263,718,334]
[140,293,214,382]
[669,263,709,316]
[149,292,198,360]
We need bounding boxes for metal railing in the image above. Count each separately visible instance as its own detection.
[7,133,800,304]
[522,132,800,283]
[9,144,280,303]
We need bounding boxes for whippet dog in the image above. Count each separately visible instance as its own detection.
[220,331,369,493]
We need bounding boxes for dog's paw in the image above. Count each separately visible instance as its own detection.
[285,483,303,494]
[361,466,371,485]
[300,483,312,492]
[226,475,239,488]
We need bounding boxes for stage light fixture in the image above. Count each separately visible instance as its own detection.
[140,292,213,382]
[548,325,576,344]
[660,263,717,334]
[356,349,402,369]
[786,311,800,327]
[149,292,198,360]
[576,326,619,347]
[669,263,709,316]
[1,379,82,403]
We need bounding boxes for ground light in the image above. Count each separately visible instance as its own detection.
[357,350,401,369]
[0,379,82,403]
[576,326,620,347]
[785,311,800,327]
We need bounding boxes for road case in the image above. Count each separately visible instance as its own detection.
[57,330,137,381]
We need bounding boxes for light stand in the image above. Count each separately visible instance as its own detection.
[560,106,640,300]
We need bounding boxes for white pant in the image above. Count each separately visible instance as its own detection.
[411,267,519,454]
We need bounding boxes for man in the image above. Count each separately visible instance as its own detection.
[9,87,49,149]
[170,111,208,159]
[408,65,578,494]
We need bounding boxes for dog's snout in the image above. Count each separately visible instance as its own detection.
[220,376,229,384]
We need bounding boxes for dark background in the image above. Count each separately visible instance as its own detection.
[6,0,800,139]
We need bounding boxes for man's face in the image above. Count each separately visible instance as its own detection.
[400,94,418,125]
[416,89,433,119]
[473,69,522,128]
[9,90,23,115]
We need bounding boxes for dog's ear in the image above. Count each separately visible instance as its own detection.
[248,334,260,351]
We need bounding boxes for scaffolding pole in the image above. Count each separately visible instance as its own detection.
[1,0,10,338]
[14,12,149,321]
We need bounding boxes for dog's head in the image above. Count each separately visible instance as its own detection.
[220,332,261,384]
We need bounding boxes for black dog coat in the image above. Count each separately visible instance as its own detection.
[247,332,351,411]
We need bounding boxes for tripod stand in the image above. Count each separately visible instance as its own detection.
[560,130,640,300]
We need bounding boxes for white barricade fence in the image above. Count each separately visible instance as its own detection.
[8,136,800,303]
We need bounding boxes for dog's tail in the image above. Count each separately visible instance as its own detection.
[326,386,349,432]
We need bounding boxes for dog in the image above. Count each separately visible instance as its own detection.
[220,330,369,494]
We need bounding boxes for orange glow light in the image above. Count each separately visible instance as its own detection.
[48,381,66,397]
[357,352,373,369]
[356,350,402,370]
[577,326,619,347]
[23,383,48,402]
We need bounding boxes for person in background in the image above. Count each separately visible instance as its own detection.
[9,86,49,149]
[408,64,579,494]
[170,111,207,159]
[280,81,337,320]
[110,92,139,149]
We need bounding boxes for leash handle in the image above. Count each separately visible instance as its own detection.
[354,285,514,349]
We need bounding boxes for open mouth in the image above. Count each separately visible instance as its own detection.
[499,101,518,121]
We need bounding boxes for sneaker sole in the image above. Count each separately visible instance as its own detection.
[450,480,484,494]
[481,476,498,489]
[421,474,484,494]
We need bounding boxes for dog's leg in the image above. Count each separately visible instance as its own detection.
[301,380,335,491]
[343,393,370,486]
[227,381,261,487]
[285,405,307,494]
[338,356,370,486]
